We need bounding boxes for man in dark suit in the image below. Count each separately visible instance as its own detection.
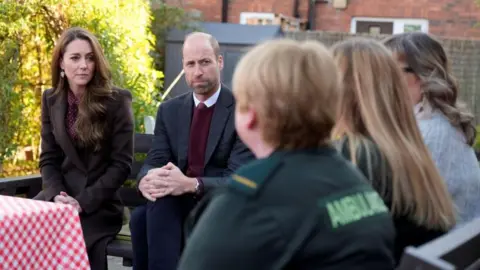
[129,32,254,270]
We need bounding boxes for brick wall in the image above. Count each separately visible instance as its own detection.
[286,31,480,123]
[164,0,309,23]
[163,0,480,39]
[315,0,480,39]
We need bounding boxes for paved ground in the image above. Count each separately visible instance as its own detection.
[108,256,131,270]
[108,222,132,270]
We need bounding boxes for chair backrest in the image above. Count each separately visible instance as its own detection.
[397,218,480,270]
[128,133,154,180]
[0,175,42,198]
[144,116,156,135]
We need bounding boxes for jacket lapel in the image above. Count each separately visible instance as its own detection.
[204,87,232,166]
[49,92,87,172]
[177,95,193,171]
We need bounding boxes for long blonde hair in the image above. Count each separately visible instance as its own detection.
[331,37,456,230]
[383,32,476,146]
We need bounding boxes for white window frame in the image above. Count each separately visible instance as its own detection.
[239,12,275,25]
[350,17,429,34]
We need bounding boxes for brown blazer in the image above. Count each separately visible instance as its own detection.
[35,87,134,253]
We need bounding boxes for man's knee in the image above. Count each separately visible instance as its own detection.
[129,205,147,232]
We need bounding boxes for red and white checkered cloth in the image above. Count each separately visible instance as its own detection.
[0,195,90,269]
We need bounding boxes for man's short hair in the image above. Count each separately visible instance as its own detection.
[183,32,220,57]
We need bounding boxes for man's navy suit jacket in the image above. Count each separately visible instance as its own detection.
[137,86,254,192]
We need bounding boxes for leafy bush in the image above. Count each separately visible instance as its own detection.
[0,160,39,178]
[0,13,23,169]
[474,125,480,151]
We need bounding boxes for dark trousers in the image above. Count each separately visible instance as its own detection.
[130,195,196,270]
[88,237,112,270]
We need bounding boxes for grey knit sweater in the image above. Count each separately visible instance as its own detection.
[416,105,480,226]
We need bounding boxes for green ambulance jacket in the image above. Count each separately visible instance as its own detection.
[178,147,396,270]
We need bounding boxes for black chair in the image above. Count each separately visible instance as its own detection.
[397,218,480,270]
[0,174,42,198]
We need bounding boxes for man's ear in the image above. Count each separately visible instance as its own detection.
[217,55,224,70]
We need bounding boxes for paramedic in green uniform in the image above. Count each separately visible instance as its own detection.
[177,39,396,270]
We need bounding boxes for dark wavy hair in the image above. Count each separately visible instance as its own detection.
[51,27,115,150]
[383,32,476,146]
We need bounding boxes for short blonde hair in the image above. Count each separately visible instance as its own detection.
[232,39,340,150]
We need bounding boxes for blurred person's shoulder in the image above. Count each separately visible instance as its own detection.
[225,147,367,200]
[226,152,284,198]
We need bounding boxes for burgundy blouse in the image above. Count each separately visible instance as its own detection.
[66,90,79,139]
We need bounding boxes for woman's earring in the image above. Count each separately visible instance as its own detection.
[60,70,65,78]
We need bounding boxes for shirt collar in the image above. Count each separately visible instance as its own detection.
[193,84,221,108]
[414,101,435,120]
[414,103,422,115]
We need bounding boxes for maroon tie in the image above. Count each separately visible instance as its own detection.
[186,102,209,177]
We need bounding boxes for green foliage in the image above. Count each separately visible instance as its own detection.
[134,152,148,162]
[0,2,26,166]
[123,179,137,188]
[0,160,39,178]
[474,125,480,151]
[0,37,22,165]
[150,1,200,74]
[1,0,67,156]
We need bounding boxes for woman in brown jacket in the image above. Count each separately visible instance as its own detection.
[34,27,134,270]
